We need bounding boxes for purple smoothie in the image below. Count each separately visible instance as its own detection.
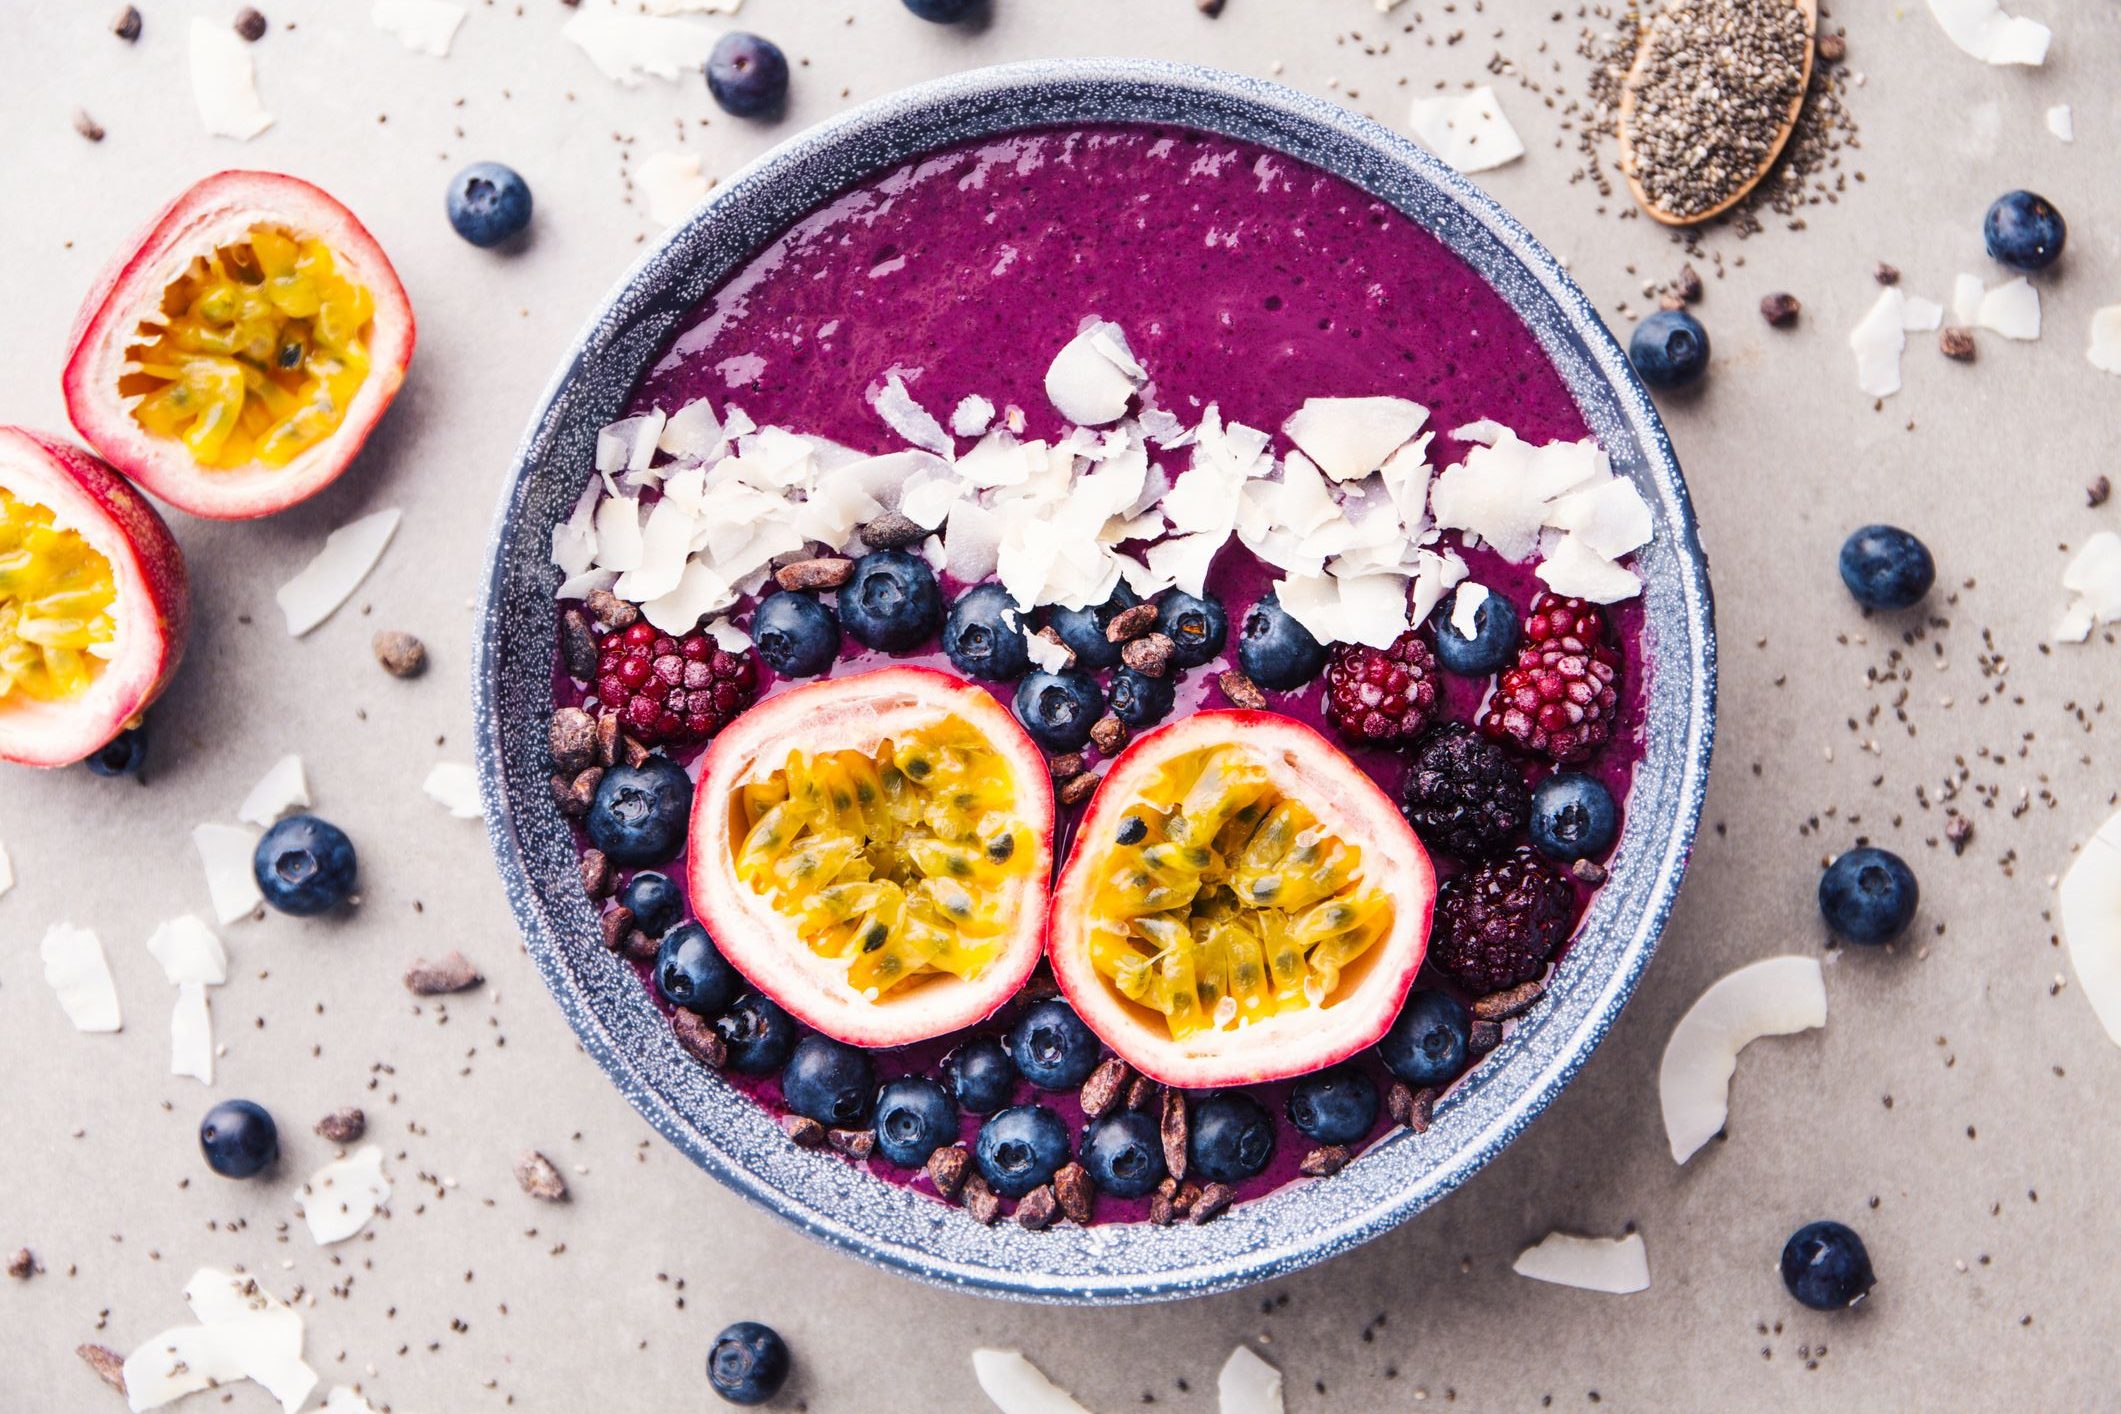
[564,124,1649,1221]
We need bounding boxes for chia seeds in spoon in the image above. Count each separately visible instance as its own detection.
[1625,0,1812,221]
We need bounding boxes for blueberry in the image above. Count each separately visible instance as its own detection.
[1377,989,1470,1088]
[1012,670,1104,752]
[707,1321,791,1406]
[586,756,692,867]
[85,724,148,778]
[199,1099,278,1179]
[1156,590,1228,668]
[1818,846,1918,945]
[446,162,532,248]
[839,549,942,652]
[1237,593,1327,690]
[713,993,799,1074]
[973,1104,1071,1198]
[1430,585,1521,677]
[942,582,1031,680]
[1780,1221,1876,1311]
[619,871,684,937]
[1043,585,1138,671]
[1187,1091,1275,1184]
[751,590,839,677]
[654,922,741,1015]
[1528,773,1619,861]
[1107,668,1174,728]
[781,1035,875,1128]
[1628,308,1710,389]
[1080,1111,1167,1198]
[1983,190,2065,273]
[704,32,788,120]
[903,0,981,21]
[1007,999,1101,1090]
[944,1035,1017,1114]
[1286,1065,1379,1146]
[253,815,357,916]
[1838,525,1934,611]
[873,1076,959,1168]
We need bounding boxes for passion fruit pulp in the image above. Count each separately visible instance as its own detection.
[1050,711,1434,1089]
[691,667,1054,1047]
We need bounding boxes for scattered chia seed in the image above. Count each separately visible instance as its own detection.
[112,5,141,41]
[1874,262,1901,286]
[2086,476,2110,509]
[73,109,106,143]
[234,6,267,41]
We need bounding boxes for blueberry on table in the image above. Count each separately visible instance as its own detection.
[751,590,839,677]
[1007,998,1101,1090]
[1377,989,1471,1088]
[1838,525,1934,611]
[85,724,148,778]
[199,1099,278,1179]
[902,0,982,21]
[705,32,789,120]
[585,756,692,867]
[1430,585,1521,677]
[974,1104,1071,1198]
[781,1035,876,1128]
[1187,1091,1276,1183]
[654,922,741,1015]
[839,549,942,652]
[1628,308,1710,389]
[1044,585,1138,671]
[253,815,357,916]
[1107,667,1173,728]
[942,582,1031,680]
[1286,1065,1380,1146]
[1080,1111,1166,1198]
[1012,670,1104,752]
[1818,846,1918,945]
[446,162,531,248]
[944,1035,1017,1114]
[1156,590,1228,668]
[618,871,683,938]
[1528,772,1620,861]
[1983,190,2065,273]
[873,1076,959,1168]
[713,993,798,1074]
[708,1321,791,1406]
[1237,592,1327,690]
[1780,1221,1875,1311]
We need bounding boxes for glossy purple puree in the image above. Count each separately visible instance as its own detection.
[592,124,1649,1218]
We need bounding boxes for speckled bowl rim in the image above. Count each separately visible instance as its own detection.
[474,59,1717,1305]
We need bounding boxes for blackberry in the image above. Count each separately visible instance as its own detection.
[1428,847,1575,993]
[1479,594,1620,764]
[1323,631,1439,745]
[1401,724,1530,860]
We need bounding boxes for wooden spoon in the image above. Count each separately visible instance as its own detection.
[1616,0,1818,227]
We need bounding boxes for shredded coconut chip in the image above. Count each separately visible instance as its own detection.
[278,509,401,636]
[2051,531,2121,643]
[370,0,465,56]
[1660,955,1827,1164]
[638,151,710,227]
[1513,1231,1652,1293]
[2089,306,2121,376]
[192,822,263,925]
[1976,277,2041,340]
[2046,104,2074,142]
[1849,288,1913,398]
[301,1145,392,1244]
[42,923,121,1033]
[1218,1345,1285,1414]
[1925,0,2050,65]
[561,7,720,84]
[971,1349,1092,1414]
[124,1268,317,1413]
[188,18,273,140]
[1407,85,1525,173]
[1044,319,1145,426]
[2060,806,2121,1048]
[237,754,309,827]
[421,762,483,819]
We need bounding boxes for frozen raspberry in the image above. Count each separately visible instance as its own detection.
[1479,594,1620,763]
[1401,723,1531,860]
[1323,631,1439,745]
[594,620,756,748]
[1428,848,1576,993]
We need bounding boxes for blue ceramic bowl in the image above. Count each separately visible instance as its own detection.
[473,59,1716,1304]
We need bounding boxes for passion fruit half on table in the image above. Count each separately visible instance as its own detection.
[0,427,188,768]
[1050,711,1435,1089]
[62,171,415,520]
[689,667,1055,1047]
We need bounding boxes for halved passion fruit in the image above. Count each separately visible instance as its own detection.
[689,667,1055,1047]
[0,427,189,768]
[1049,711,1435,1088]
[62,171,415,520]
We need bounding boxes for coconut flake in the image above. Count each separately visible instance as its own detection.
[1977,277,2041,340]
[2047,104,2074,142]
[125,1268,320,1414]
[146,914,229,987]
[2087,306,2121,375]
[1513,1231,1652,1294]
[1537,532,1642,603]
[189,18,273,140]
[703,618,751,653]
[944,500,1005,584]
[970,1349,1092,1414]
[41,923,121,1033]
[1925,0,2050,65]
[638,151,710,227]
[659,399,723,459]
[1660,955,1827,1164]
[324,1390,382,1414]
[278,509,401,636]
[1044,320,1144,427]
[1901,295,1944,333]
[951,394,997,438]
[1849,288,1911,398]
[302,1145,392,1245]
[2052,531,2121,643]
[1024,631,1073,673]
[237,754,309,827]
[170,982,215,1084]
[1448,582,1490,640]
[1283,397,1429,483]
[1408,84,1525,173]
[193,822,263,925]
[371,0,465,56]
[123,1323,253,1411]
[422,762,482,819]
[0,839,12,900]
[561,8,720,84]
[1218,1345,1285,1414]
[2060,806,2121,1048]
[869,374,956,458]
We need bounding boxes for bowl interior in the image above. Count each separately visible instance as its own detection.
[473,59,1716,1304]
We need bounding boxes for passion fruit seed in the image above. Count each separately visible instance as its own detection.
[123,223,372,470]
[0,487,118,705]
[1082,744,1393,1043]
[730,717,1037,999]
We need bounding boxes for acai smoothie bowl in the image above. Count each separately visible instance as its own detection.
[474,61,1715,1302]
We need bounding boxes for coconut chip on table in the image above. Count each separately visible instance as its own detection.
[192,821,263,924]
[1218,1345,1285,1414]
[970,1349,1092,1414]
[237,753,309,827]
[0,837,12,900]
[1660,955,1827,1164]
[2060,806,2121,1048]
[2051,532,2121,644]
[561,6,722,85]
[277,508,401,636]
[301,1144,392,1244]
[146,914,229,1084]
[40,923,121,1033]
[422,761,483,818]
[371,0,466,56]
[2090,307,2121,376]
[1951,273,2040,342]
[188,18,272,140]
[1407,85,1526,175]
[1513,1230,1651,1293]
[2047,105,2075,143]
[1925,0,2050,66]
[637,151,711,227]
[123,1267,318,1414]
[1848,286,1946,399]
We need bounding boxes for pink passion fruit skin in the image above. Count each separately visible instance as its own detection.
[687,666,1056,1047]
[61,170,416,521]
[0,427,189,768]
[1050,710,1435,1090]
